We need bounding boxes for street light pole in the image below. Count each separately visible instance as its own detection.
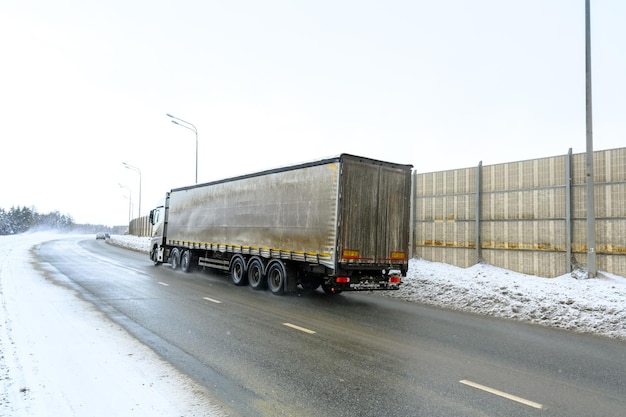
[123,162,142,219]
[585,0,597,278]
[119,183,132,224]
[167,113,198,183]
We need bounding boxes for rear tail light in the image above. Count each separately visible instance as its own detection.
[336,277,351,283]
[389,276,401,283]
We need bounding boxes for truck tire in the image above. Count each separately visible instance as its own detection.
[181,250,193,273]
[170,248,180,269]
[247,257,266,290]
[266,261,286,295]
[230,256,247,286]
[151,245,162,266]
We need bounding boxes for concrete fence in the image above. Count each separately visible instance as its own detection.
[129,215,151,238]
[413,147,626,277]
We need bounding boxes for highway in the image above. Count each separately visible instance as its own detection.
[36,237,626,417]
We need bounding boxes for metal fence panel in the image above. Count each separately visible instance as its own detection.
[413,147,626,278]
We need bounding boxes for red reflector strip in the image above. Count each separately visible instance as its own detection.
[336,277,351,283]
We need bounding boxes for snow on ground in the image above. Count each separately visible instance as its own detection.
[388,259,626,341]
[111,234,152,253]
[109,234,626,341]
[0,232,225,417]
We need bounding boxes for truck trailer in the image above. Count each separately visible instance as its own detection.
[149,154,412,295]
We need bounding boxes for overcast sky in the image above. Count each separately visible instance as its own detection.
[1,1,624,226]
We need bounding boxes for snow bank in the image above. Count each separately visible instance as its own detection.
[110,234,152,253]
[388,259,626,340]
[109,235,626,341]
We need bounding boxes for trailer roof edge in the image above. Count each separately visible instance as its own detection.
[171,154,413,192]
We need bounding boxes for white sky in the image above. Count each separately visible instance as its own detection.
[1,1,624,226]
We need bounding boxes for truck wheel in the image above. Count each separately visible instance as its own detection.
[170,248,180,269]
[247,258,266,290]
[181,250,193,273]
[230,256,247,286]
[267,262,286,295]
[151,245,162,266]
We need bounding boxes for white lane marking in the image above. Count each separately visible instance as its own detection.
[282,323,316,334]
[460,379,543,409]
[157,281,169,286]
[203,297,222,304]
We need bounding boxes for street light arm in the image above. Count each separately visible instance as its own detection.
[167,113,199,184]
[118,183,132,224]
[167,113,197,133]
[122,162,141,174]
[123,162,142,219]
[171,120,197,134]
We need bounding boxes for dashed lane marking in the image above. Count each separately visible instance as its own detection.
[282,323,316,334]
[460,379,543,409]
[157,282,169,286]
[203,297,222,304]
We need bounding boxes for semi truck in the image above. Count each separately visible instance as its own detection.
[149,154,412,295]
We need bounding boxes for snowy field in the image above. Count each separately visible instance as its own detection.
[110,234,626,341]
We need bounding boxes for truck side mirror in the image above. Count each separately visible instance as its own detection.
[149,210,154,225]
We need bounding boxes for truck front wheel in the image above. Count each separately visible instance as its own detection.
[267,261,286,295]
[247,258,266,290]
[151,245,162,266]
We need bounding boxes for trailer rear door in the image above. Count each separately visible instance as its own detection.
[338,155,412,269]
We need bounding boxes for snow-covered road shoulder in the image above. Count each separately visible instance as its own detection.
[1,233,225,417]
[386,259,626,341]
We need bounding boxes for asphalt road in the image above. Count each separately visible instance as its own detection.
[36,237,625,417]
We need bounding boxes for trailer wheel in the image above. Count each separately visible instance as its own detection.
[170,248,180,269]
[230,256,247,286]
[247,258,266,290]
[181,250,193,273]
[266,261,286,295]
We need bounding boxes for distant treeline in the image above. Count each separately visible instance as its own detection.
[0,206,126,236]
